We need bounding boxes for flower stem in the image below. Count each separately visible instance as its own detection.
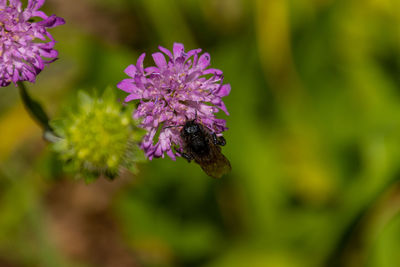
[17,82,59,143]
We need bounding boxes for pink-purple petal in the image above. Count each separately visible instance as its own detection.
[37,14,65,28]
[158,45,173,59]
[145,66,159,74]
[0,0,64,87]
[136,53,146,72]
[203,68,223,76]
[32,10,47,19]
[125,93,142,102]
[124,64,137,77]
[197,53,211,69]
[173,43,185,59]
[28,0,45,10]
[166,149,176,161]
[186,48,202,58]
[215,84,231,97]
[117,79,137,92]
[152,52,167,69]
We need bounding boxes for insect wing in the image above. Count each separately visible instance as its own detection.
[199,146,231,178]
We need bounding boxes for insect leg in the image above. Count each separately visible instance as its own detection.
[212,132,218,145]
[182,152,193,162]
[212,132,226,146]
[217,136,226,146]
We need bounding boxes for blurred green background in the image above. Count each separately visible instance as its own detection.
[1,0,400,266]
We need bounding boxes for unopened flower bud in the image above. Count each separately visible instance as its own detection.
[51,88,144,181]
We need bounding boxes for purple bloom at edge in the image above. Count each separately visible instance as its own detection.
[0,0,65,87]
[117,43,231,160]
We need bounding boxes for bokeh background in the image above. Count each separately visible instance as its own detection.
[1,0,400,266]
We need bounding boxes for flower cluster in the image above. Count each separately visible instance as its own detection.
[0,0,65,87]
[51,88,144,180]
[118,43,230,160]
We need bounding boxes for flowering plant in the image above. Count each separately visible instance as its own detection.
[51,88,144,180]
[118,43,231,160]
[0,0,65,87]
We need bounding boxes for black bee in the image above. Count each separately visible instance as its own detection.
[179,119,231,178]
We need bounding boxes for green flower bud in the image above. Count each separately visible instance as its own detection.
[51,87,145,181]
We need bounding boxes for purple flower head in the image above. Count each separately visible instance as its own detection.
[0,0,65,87]
[118,43,231,160]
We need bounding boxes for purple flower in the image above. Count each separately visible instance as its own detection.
[0,0,65,87]
[118,43,231,160]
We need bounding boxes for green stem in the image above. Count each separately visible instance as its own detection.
[17,82,59,143]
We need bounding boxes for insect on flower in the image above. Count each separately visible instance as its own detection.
[118,43,231,171]
[169,112,231,178]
